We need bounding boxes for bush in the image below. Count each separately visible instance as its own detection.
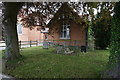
[109,2,120,67]
[102,2,120,78]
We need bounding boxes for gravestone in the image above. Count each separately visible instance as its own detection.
[81,45,86,52]
[55,46,75,55]
[56,46,63,54]
[64,48,74,55]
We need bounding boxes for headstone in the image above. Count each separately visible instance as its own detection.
[56,46,63,54]
[64,48,74,55]
[81,45,86,52]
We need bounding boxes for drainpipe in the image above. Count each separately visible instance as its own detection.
[85,27,88,48]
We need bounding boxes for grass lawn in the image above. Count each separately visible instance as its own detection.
[5,47,110,78]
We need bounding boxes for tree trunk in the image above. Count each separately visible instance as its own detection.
[3,2,23,60]
[4,17,21,60]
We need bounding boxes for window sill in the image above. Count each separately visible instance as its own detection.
[18,34,23,35]
[60,37,70,40]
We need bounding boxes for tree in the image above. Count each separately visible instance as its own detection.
[69,2,114,49]
[3,2,24,60]
[92,3,115,49]
[2,2,89,61]
[3,2,61,60]
[100,2,120,78]
[18,2,62,29]
[108,1,120,77]
[82,2,114,50]
[0,2,4,41]
[92,10,112,49]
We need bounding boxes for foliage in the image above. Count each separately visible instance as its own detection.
[70,2,115,50]
[100,2,120,78]
[18,2,98,30]
[92,11,111,49]
[88,3,114,49]
[0,50,6,59]
[5,47,109,78]
[109,2,120,67]
[18,2,62,29]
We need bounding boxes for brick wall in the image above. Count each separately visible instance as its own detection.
[48,21,86,46]
[18,27,44,42]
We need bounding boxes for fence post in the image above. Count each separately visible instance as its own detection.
[53,40,54,45]
[36,40,38,46]
[39,39,41,46]
[19,40,21,49]
[30,40,31,47]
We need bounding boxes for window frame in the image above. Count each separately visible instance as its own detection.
[60,21,70,39]
[17,23,23,35]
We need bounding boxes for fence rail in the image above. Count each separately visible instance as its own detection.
[0,41,6,47]
[0,40,39,48]
[0,40,94,49]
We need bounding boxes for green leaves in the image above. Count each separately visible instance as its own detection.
[109,2,120,68]
[86,2,99,8]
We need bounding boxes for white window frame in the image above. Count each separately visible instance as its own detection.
[60,21,70,39]
[17,23,22,35]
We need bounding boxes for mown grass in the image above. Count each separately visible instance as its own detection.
[5,47,109,78]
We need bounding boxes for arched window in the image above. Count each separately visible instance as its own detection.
[60,21,70,39]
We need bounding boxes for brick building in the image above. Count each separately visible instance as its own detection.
[17,23,44,41]
[47,3,88,46]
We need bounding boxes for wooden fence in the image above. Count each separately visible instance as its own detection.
[0,40,39,48]
[0,40,94,49]
[0,41,6,47]
[19,40,39,48]
[18,40,85,47]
